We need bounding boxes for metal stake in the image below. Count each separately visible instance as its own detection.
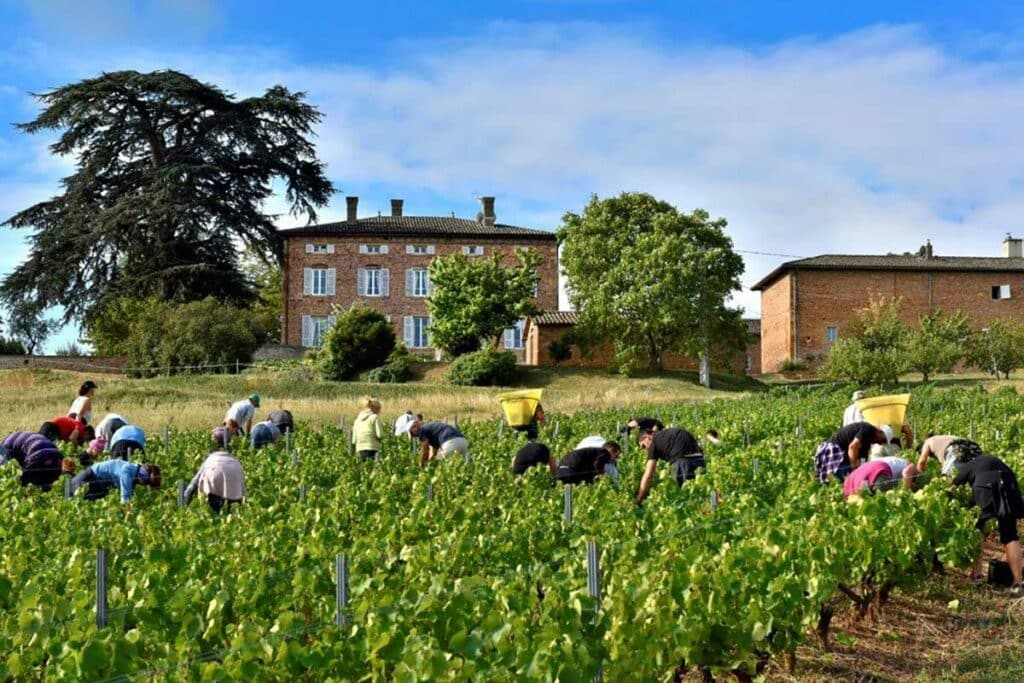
[163,425,170,456]
[587,540,603,683]
[710,491,719,509]
[96,549,108,629]
[285,429,291,454]
[177,480,185,508]
[292,450,299,468]
[753,458,760,476]
[552,420,560,440]
[299,485,307,503]
[335,553,350,627]
[564,485,573,524]
[64,477,72,499]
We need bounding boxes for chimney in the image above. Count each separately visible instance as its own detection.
[346,196,358,224]
[390,199,404,217]
[1003,233,1022,258]
[480,196,495,226]
[924,239,933,259]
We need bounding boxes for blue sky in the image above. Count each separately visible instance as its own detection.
[2,1,1024,350]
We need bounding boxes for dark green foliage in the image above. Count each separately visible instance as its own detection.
[122,297,261,377]
[445,348,518,386]
[2,69,333,325]
[0,336,26,355]
[363,344,417,383]
[548,338,573,365]
[318,306,396,381]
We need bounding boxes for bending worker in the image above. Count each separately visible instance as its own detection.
[555,441,621,485]
[410,419,468,467]
[184,437,246,513]
[636,427,704,504]
[814,421,888,485]
[224,393,260,437]
[1,431,63,490]
[70,458,162,503]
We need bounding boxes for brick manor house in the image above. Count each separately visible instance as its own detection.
[278,196,558,358]
[753,235,1024,373]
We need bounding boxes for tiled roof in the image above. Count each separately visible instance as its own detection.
[752,254,1024,291]
[280,215,556,240]
[531,312,762,333]
[531,311,580,326]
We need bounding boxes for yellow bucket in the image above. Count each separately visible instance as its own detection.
[856,393,911,428]
[498,389,544,427]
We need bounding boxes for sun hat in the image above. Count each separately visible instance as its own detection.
[249,393,261,407]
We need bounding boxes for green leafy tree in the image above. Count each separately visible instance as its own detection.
[6,299,59,355]
[905,309,970,381]
[1,69,333,326]
[965,317,1024,379]
[558,192,745,375]
[426,249,541,357]
[122,297,260,377]
[820,297,909,384]
[317,306,395,381]
[81,297,151,356]
[241,249,284,345]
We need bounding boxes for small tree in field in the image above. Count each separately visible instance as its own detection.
[427,249,541,358]
[905,309,970,381]
[820,297,909,384]
[317,306,395,381]
[966,317,1024,379]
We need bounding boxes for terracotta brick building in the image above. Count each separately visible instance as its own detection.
[279,196,559,357]
[524,311,762,375]
[752,237,1024,373]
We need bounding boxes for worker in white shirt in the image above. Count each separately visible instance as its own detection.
[842,391,865,426]
[224,393,260,437]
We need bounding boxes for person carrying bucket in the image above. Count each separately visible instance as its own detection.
[498,389,545,440]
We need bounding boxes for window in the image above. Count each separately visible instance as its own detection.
[462,245,484,256]
[303,267,335,297]
[305,243,333,254]
[826,326,838,344]
[503,319,526,349]
[301,314,336,348]
[406,244,435,255]
[407,268,430,297]
[404,316,431,348]
[359,244,388,255]
[744,354,752,373]
[357,267,389,297]
[992,284,1012,300]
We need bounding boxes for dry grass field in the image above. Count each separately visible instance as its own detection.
[0,365,764,435]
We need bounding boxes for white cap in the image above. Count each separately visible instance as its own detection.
[852,391,866,401]
[880,424,894,443]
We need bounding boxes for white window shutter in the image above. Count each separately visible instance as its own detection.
[503,328,514,349]
[326,268,337,296]
[403,316,414,347]
[326,244,335,254]
[405,245,414,255]
[381,245,389,255]
[478,246,484,255]
[462,246,470,255]
[426,245,436,255]
[357,268,367,296]
[305,244,314,254]
[381,268,390,297]
[303,268,313,295]
[405,269,414,296]
[359,244,368,255]
[301,315,312,347]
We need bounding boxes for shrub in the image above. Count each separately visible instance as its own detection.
[0,336,26,355]
[122,297,261,377]
[445,348,518,386]
[317,306,395,381]
[364,344,417,383]
[779,357,807,372]
[548,338,572,365]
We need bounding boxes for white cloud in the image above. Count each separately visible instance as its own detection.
[6,21,1024,319]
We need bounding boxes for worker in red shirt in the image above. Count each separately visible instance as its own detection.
[39,416,94,446]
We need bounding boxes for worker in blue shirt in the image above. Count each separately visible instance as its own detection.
[69,458,162,503]
[109,425,146,459]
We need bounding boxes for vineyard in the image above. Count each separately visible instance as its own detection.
[1,384,1021,681]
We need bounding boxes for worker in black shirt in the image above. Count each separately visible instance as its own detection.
[636,428,703,504]
[619,416,665,443]
[511,442,555,476]
[555,441,621,485]
[947,440,1023,595]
